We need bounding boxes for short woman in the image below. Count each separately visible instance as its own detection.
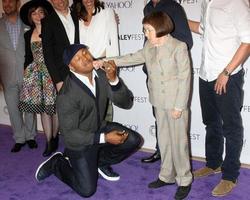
[19,0,59,157]
[95,11,193,200]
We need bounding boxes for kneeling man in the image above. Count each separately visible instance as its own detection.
[35,44,142,197]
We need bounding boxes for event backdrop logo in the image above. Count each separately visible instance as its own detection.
[134,96,147,104]
[177,0,198,4]
[190,133,201,141]
[119,66,136,72]
[105,0,133,9]
[123,123,139,132]
[242,105,250,112]
[119,34,144,41]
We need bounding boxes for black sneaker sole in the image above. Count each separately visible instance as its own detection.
[98,168,120,181]
[35,152,63,182]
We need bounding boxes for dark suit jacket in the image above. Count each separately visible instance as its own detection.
[56,71,134,151]
[41,9,79,84]
[23,29,34,69]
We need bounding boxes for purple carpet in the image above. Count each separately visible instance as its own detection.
[0,124,250,200]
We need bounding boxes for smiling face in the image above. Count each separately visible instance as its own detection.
[69,48,94,75]
[30,7,45,26]
[82,0,95,11]
[143,24,157,45]
[2,0,19,16]
[50,0,69,13]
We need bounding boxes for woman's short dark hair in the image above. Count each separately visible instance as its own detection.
[142,11,174,37]
[71,0,105,22]
[27,6,48,27]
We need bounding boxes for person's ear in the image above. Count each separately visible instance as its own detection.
[69,64,75,72]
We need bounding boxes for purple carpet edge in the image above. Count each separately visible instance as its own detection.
[0,124,250,200]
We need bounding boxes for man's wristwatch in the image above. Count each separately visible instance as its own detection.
[222,69,231,77]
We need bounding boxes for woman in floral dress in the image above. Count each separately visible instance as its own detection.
[19,0,59,157]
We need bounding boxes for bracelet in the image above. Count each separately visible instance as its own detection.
[222,68,231,76]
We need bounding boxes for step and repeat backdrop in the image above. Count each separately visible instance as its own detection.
[1,0,249,164]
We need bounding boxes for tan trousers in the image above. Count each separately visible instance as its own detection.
[155,108,192,186]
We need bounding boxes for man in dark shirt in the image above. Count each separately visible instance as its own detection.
[141,0,193,163]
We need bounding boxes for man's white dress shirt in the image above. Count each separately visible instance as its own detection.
[199,0,250,81]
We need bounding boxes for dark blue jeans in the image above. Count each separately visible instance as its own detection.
[52,122,142,197]
[199,69,244,182]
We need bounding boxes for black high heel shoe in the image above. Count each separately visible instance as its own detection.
[43,135,59,157]
[43,140,53,157]
[51,135,59,152]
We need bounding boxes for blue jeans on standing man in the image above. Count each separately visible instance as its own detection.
[199,69,244,182]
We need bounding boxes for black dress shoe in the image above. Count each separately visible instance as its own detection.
[141,151,161,163]
[175,184,191,200]
[51,135,59,152]
[43,141,53,157]
[35,152,63,182]
[98,166,120,181]
[26,140,38,149]
[148,178,175,188]
[11,143,25,152]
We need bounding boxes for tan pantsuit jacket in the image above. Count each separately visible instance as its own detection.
[111,35,193,186]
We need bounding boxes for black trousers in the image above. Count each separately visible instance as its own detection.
[52,122,142,197]
[199,69,244,182]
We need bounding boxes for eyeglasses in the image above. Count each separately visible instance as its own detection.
[143,28,155,34]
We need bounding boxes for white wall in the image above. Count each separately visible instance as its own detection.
[1,0,250,164]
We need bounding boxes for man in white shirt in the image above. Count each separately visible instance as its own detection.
[41,0,80,153]
[42,0,80,92]
[34,44,142,198]
[188,0,250,197]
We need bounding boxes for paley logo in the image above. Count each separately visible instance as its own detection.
[123,123,139,131]
[177,0,198,4]
[119,34,144,41]
[105,0,133,9]
[134,96,147,103]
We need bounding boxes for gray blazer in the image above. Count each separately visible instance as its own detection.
[111,35,191,110]
[0,17,27,87]
[57,71,134,151]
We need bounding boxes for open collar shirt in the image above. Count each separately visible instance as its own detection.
[199,0,250,81]
[55,8,75,44]
[5,16,21,50]
[79,8,119,59]
[71,70,98,97]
